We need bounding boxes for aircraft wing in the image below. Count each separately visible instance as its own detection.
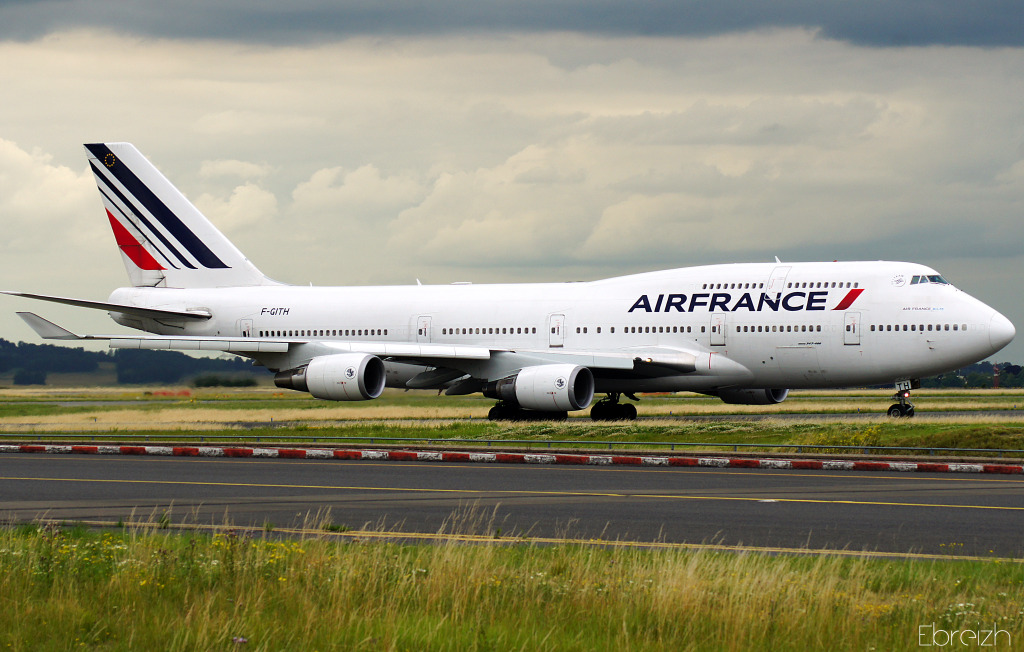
[15,312,701,373]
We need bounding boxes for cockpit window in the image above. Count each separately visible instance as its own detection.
[910,274,951,285]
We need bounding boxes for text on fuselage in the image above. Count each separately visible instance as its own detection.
[628,292,828,313]
[261,307,290,316]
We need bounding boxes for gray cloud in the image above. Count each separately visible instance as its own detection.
[0,0,1021,46]
[0,29,1021,361]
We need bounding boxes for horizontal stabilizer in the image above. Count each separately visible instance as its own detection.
[2,291,211,321]
[17,312,84,340]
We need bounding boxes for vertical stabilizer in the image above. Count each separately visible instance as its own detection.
[85,143,277,288]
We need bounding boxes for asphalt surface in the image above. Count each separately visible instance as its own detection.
[2,453,1023,559]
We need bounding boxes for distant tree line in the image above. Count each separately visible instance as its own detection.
[0,339,268,386]
[921,361,1024,389]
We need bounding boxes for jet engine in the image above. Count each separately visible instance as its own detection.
[483,364,594,411]
[715,388,790,405]
[274,353,386,401]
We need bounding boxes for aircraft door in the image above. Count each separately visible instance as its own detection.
[710,314,726,346]
[844,312,861,345]
[239,319,253,338]
[767,266,791,292]
[416,316,432,343]
[548,314,565,348]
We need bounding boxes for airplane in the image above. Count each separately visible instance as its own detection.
[3,142,1015,420]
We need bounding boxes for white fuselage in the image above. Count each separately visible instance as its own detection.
[108,260,1013,393]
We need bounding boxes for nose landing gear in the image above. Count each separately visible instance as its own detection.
[887,380,918,418]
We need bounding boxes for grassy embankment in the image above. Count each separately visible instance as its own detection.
[0,520,1022,651]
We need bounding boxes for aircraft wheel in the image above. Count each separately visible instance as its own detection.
[903,405,915,418]
[590,402,610,421]
[887,404,904,418]
[621,403,638,420]
[488,404,518,421]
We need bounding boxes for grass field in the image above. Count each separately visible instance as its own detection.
[2,389,1023,649]
[2,387,1024,457]
[1,518,1022,651]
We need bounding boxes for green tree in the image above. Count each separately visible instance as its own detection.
[13,368,46,385]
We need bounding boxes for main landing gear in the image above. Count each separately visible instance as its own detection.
[887,381,917,418]
[590,393,639,421]
[487,402,568,421]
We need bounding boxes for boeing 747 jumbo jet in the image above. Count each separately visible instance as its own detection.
[3,143,1016,420]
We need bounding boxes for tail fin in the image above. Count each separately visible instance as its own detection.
[85,143,277,288]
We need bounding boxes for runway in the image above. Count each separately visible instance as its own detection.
[2,453,1023,559]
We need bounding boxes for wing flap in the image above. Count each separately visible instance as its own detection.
[109,338,290,353]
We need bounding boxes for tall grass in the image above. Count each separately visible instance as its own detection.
[1,517,1022,651]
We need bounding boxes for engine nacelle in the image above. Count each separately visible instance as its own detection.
[483,364,594,411]
[716,388,790,405]
[274,353,386,401]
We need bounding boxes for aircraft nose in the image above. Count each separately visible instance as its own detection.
[989,311,1015,353]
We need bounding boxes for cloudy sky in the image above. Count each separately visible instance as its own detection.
[1,1,1022,362]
